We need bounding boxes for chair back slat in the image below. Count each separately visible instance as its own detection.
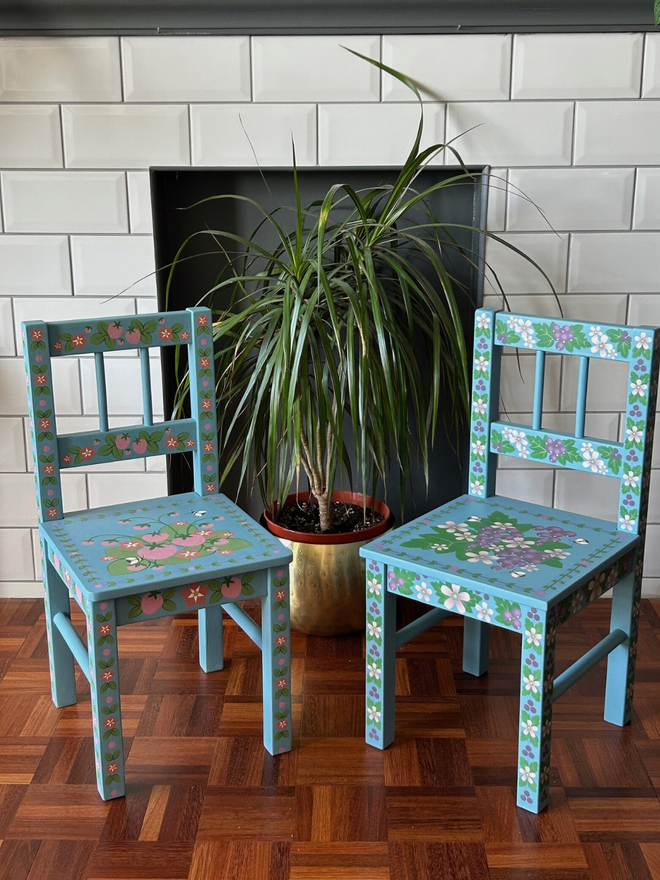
[46,311,192,356]
[532,350,545,431]
[575,356,589,439]
[469,307,660,538]
[94,352,109,433]
[22,308,219,523]
[139,348,153,427]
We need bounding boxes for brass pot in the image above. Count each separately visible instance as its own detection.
[264,491,393,636]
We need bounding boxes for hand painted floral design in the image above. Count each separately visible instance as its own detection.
[490,427,624,476]
[400,509,574,577]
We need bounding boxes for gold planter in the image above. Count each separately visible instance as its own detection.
[265,491,393,637]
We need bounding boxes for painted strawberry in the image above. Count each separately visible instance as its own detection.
[221,577,243,599]
[115,434,130,450]
[132,439,148,454]
[107,323,123,339]
[142,532,169,543]
[173,534,205,547]
[140,593,163,614]
[125,328,141,345]
[138,544,178,560]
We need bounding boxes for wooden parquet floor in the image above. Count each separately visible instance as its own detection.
[0,597,659,880]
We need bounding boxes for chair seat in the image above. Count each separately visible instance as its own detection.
[361,494,638,606]
[41,491,291,601]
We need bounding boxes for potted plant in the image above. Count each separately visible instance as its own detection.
[169,54,547,635]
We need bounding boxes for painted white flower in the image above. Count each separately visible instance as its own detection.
[630,378,648,397]
[367,620,382,639]
[582,449,604,472]
[367,577,382,596]
[580,441,593,453]
[525,627,542,648]
[519,765,537,785]
[474,355,489,372]
[591,333,615,358]
[441,583,471,613]
[635,331,651,351]
[503,535,535,549]
[505,429,530,457]
[523,673,541,694]
[473,397,487,415]
[415,582,433,603]
[432,542,449,552]
[521,718,539,740]
[470,479,484,496]
[475,601,493,622]
[589,325,603,342]
[367,706,381,723]
[477,313,491,329]
[438,520,471,535]
[623,470,639,489]
[619,514,635,531]
[471,438,486,458]
[544,548,570,559]
[491,520,515,530]
[466,550,497,565]
[627,425,644,445]
[367,660,381,681]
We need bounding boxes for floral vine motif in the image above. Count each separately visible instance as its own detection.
[125,573,255,618]
[366,560,384,742]
[399,511,575,577]
[63,428,195,466]
[84,514,251,576]
[55,318,189,353]
[493,318,652,362]
[271,570,291,745]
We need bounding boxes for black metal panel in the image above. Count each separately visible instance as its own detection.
[0,0,654,36]
[151,165,487,522]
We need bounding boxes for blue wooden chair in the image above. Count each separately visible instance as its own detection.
[361,308,659,813]
[22,307,293,800]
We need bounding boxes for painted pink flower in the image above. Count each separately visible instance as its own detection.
[177,549,199,559]
[102,670,114,681]
[104,718,116,729]
[186,439,195,448]
[31,329,43,341]
[204,442,214,452]
[47,508,59,518]
[165,436,179,449]
[202,400,212,410]
[119,540,143,549]
[174,520,188,526]
[53,341,63,350]
[277,719,287,729]
[180,331,190,340]
[277,679,287,689]
[199,357,210,368]
[43,465,55,475]
[71,334,86,348]
[39,418,51,429]
[35,374,48,385]
[217,549,233,555]
[106,762,118,773]
[184,584,209,606]
[98,624,111,635]
[159,327,174,341]
[275,590,286,601]
[276,636,287,646]
[80,446,95,460]
[197,315,208,326]
[206,484,216,493]
[100,555,117,561]
[63,454,72,464]
[138,544,179,560]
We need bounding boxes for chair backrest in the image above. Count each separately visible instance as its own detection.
[468,308,660,538]
[22,308,218,523]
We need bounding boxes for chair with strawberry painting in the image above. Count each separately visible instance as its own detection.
[23,308,293,800]
[361,308,659,813]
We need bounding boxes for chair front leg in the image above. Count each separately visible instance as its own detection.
[517,607,556,813]
[365,561,396,750]
[198,604,224,672]
[605,565,640,727]
[43,553,77,708]
[261,567,292,755]
[88,599,125,800]
[463,616,490,677]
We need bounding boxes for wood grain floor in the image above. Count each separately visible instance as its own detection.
[0,597,659,880]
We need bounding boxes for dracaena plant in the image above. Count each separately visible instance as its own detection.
[169,52,550,532]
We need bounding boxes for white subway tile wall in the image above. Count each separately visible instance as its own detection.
[0,34,658,596]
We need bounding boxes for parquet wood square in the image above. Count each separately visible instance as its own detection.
[0,598,658,878]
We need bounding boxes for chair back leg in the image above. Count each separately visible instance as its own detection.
[43,554,77,709]
[462,617,490,677]
[198,605,224,673]
[88,599,125,800]
[605,565,640,727]
[260,568,293,755]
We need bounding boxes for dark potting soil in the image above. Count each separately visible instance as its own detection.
[275,500,385,535]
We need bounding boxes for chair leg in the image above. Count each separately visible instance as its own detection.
[88,599,125,800]
[463,617,490,677]
[605,568,640,727]
[516,608,556,813]
[198,605,224,672]
[365,561,396,750]
[261,567,292,755]
[43,555,77,708]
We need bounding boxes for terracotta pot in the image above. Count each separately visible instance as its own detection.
[264,491,394,636]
